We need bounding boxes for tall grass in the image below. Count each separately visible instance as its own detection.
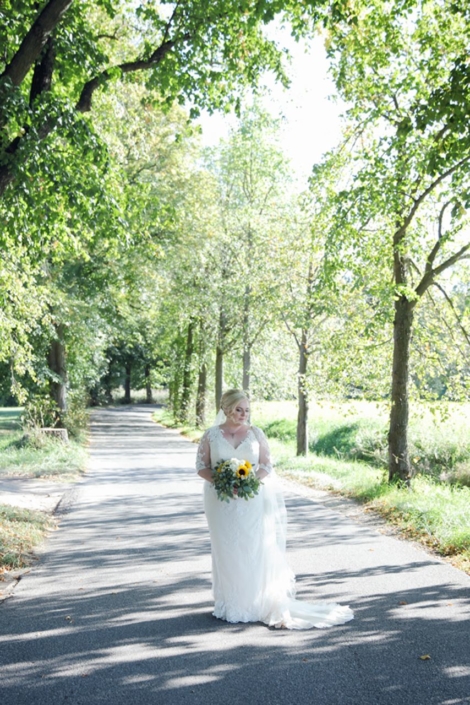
[0,504,55,570]
[253,400,470,484]
[252,400,470,572]
[0,406,87,481]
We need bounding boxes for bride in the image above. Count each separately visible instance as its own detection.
[196,389,354,629]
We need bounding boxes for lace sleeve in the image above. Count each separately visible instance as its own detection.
[252,426,273,474]
[196,429,212,473]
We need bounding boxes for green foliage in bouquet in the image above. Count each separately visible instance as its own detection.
[213,458,262,503]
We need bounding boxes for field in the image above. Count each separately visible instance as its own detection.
[250,400,470,573]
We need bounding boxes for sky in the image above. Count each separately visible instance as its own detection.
[197,31,345,182]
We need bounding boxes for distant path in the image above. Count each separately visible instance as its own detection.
[0,406,469,705]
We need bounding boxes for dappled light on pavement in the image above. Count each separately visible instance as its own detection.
[0,406,469,705]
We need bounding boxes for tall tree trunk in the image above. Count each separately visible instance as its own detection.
[196,362,207,428]
[215,310,227,409]
[242,281,252,393]
[180,319,195,422]
[102,371,114,405]
[48,322,67,414]
[196,321,207,428]
[296,328,309,456]
[169,375,176,411]
[388,296,414,482]
[169,336,184,416]
[242,345,251,393]
[215,345,223,411]
[124,362,132,404]
[145,364,153,404]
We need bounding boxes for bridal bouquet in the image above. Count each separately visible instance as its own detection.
[213,458,262,502]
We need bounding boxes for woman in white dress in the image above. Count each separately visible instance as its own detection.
[196,389,354,630]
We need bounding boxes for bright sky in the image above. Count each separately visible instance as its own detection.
[197,32,345,182]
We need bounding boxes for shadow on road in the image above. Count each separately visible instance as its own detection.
[0,407,469,705]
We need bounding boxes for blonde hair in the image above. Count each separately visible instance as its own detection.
[220,389,249,416]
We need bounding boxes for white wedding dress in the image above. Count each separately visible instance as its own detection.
[196,425,354,629]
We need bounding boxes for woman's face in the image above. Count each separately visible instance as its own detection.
[229,399,250,425]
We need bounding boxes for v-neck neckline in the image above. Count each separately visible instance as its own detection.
[217,425,252,450]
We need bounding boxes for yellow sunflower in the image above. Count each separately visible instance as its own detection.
[236,463,251,479]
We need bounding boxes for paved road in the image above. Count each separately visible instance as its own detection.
[1,406,469,705]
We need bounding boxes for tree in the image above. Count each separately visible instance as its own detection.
[0,72,205,410]
[327,0,470,481]
[206,103,294,400]
[279,150,350,455]
[0,0,324,200]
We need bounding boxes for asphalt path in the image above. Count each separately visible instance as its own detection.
[1,406,469,705]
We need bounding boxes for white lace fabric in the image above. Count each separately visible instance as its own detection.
[196,424,354,630]
[196,425,273,475]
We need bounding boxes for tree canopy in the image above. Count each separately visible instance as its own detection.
[1,0,470,486]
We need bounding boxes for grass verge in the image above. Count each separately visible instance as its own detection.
[152,408,203,443]
[0,504,56,573]
[0,406,88,574]
[155,403,470,575]
[253,400,470,484]
[0,407,88,481]
[0,432,88,481]
[268,438,470,574]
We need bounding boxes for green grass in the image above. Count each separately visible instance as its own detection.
[0,504,56,571]
[0,407,88,481]
[156,400,470,573]
[0,432,88,480]
[253,399,470,483]
[152,408,203,443]
[0,406,88,573]
[0,407,22,432]
[253,400,470,573]
[271,438,470,556]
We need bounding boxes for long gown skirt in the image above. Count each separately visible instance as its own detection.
[204,478,354,630]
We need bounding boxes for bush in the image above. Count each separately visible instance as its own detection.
[262,418,297,443]
[62,389,89,438]
[447,463,470,488]
[22,396,60,430]
[21,389,88,439]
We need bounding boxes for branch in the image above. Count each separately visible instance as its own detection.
[438,200,451,240]
[76,4,188,113]
[29,37,56,105]
[407,155,470,227]
[128,160,163,185]
[424,200,453,274]
[257,182,276,217]
[76,38,181,113]
[422,288,468,364]
[0,24,189,197]
[95,33,119,41]
[431,281,470,348]
[0,0,73,87]
[415,240,470,298]
[282,313,301,350]
[432,240,470,278]
[246,316,271,348]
